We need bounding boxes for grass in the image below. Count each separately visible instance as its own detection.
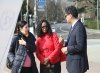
[85,19,100,30]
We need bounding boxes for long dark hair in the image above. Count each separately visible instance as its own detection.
[37,20,52,37]
[16,20,27,34]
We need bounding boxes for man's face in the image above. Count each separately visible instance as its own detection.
[65,13,72,24]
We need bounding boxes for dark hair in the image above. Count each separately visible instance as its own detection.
[65,6,78,18]
[14,24,19,34]
[17,20,27,33]
[37,20,52,37]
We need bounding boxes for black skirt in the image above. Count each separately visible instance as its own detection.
[40,61,61,73]
[20,67,33,73]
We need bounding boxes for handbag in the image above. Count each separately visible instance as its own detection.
[6,55,14,69]
[51,33,66,62]
[60,43,66,62]
[6,38,19,69]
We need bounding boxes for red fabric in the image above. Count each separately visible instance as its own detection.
[36,32,61,64]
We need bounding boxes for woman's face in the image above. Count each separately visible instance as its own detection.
[41,22,47,34]
[20,24,29,35]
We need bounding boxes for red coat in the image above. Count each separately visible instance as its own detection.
[36,32,62,64]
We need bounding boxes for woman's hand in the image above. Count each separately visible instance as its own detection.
[19,38,26,46]
[44,58,50,68]
[44,58,49,65]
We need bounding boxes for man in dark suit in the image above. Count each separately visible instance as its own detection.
[61,6,89,73]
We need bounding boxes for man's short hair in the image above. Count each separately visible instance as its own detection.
[65,6,78,18]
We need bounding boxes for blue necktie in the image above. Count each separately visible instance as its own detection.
[67,26,73,43]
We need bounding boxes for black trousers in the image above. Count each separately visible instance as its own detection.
[20,67,33,73]
[40,61,61,73]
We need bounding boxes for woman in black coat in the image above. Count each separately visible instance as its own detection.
[8,21,38,73]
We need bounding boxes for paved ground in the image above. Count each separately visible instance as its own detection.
[3,39,100,73]
[54,23,100,40]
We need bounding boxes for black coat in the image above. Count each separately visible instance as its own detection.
[8,32,38,73]
[65,20,89,73]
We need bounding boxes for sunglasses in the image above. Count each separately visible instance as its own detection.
[64,14,67,18]
[42,26,47,28]
[64,14,70,18]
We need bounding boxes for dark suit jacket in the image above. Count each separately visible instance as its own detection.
[65,20,89,73]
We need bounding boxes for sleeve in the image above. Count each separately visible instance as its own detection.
[36,38,45,64]
[67,26,86,54]
[26,35,36,53]
[48,33,61,62]
[8,35,18,63]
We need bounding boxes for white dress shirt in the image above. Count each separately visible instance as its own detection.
[71,19,79,29]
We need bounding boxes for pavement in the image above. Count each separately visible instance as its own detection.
[54,23,100,39]
[86,28,100,39]
[86,29,100,34]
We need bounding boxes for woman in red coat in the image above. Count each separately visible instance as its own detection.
[36,20,62,73]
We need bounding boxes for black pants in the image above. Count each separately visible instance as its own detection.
[20,67,33,73]
[40,61,61,73]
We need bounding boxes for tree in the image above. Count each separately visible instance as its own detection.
[37,0,64,22]
[76,0,100,19]
[18,0,34,21]
[46,0,56,21]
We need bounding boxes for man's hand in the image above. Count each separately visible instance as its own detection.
[59,35,64,44]
[19,38,26,46]
[61,47,67,54]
